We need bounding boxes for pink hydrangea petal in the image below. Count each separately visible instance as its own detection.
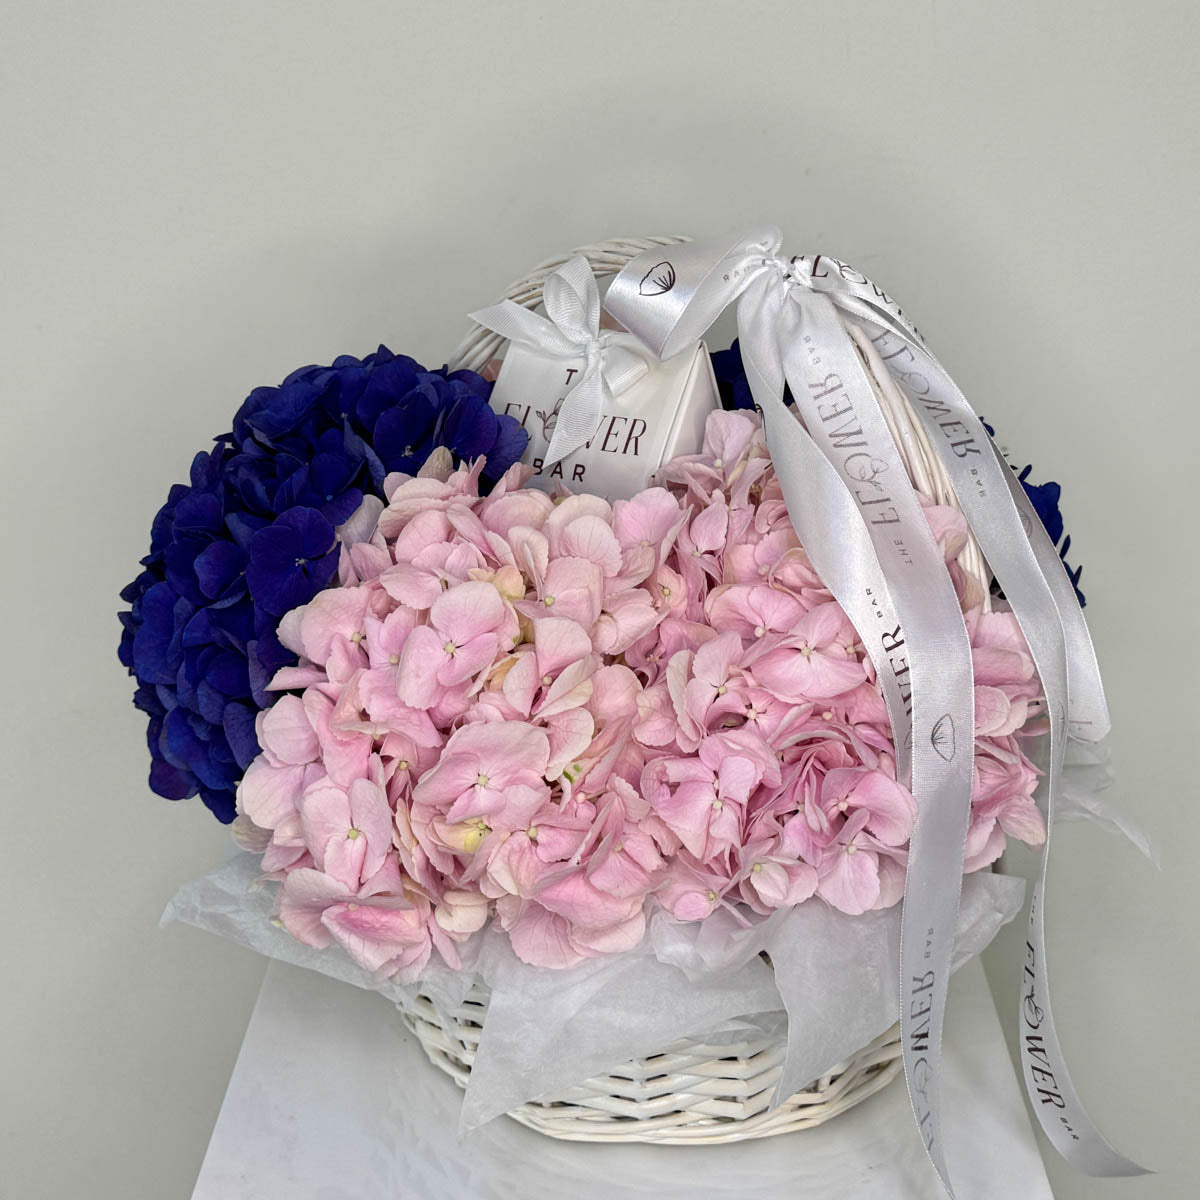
[560,515,623,576]
[502,900,587,969]
[501,651,538,717]
[348,779,395,877]
[480,490,555,536]
[689,500,729,554]
[593,589,660,655]
[997,795,1047,845]
[612,487,684,549]
[873,849,908,908]
[390,508,452,561]
[322,831,369,891]
[438,631,499,687]
[569,908,647,956]
[275,604,307,657]
[432,580,504,644]
[533,617,593,678]
[964,817,1006,873]
[972,645,1035,686]
[544,493,613,540]
[849,771,918,846]
[396,625,447,709]
[239,759,312,830]
[321,900,430,973]
[509,526,550,585]
[974,684,1015,736]
[692,630,742,688]
[299,589,369,666]
[818,844,880,915]
[652,779,719,859]
[435,890,491,935]
[259,694,320,765]
[794,601,849,648]
[278,868,349,948]
[588,664,641,722]
[754,646,865,701]
[268,664,329,691]
[486,832,545,897]
[542,709,593,780]
[716,755,760,805]
[298,780,351,858]
[538,658,595,719]
[540,557,604,628]
[379,563,444,609]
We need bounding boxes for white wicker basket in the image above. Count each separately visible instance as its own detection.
[392,236,990,1145]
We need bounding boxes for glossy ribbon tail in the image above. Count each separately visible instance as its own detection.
[774,286,975,1197]
[469,255,647,466]
[605,227,1149,1191]
[855,319,1145,1176]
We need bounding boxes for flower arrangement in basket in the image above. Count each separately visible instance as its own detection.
[123,230,1148,1190]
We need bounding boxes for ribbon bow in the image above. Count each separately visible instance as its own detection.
[606,228,1147,1198]
[469,255,648,466]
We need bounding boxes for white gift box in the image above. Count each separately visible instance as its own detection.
[487,333,719,500]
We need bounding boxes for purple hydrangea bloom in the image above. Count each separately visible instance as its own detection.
[119,347,527,822]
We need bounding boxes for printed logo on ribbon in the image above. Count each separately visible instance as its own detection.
[638,261,677,296]
[931,714,957,762]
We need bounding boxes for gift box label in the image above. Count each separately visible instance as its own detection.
[488,334,719,500]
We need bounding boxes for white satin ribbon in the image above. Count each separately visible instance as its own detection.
[604,228,1148,1195]
[469,255,648,466]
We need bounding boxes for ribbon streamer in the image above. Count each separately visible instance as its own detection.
[469,255,648,466]
[605,228,1148,1194]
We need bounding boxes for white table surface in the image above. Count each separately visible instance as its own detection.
[192,957,1051,1199]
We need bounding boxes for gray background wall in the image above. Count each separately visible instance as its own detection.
[2,2,1195,1196]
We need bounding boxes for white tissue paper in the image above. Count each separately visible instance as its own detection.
[163,853,1023,1129]
[1054,735,1158,864]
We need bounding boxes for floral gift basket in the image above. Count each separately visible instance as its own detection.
[123,228,1150,1194]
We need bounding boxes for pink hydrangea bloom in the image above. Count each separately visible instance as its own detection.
[235,411,1049,977]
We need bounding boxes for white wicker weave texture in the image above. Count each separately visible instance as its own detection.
[397,236,990,1144]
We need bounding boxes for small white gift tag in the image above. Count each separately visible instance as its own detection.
[488,333,719,500]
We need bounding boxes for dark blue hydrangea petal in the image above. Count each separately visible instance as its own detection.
[710,340,758,412]
[181,600,253,653]
[241,377,324,440]
[134,684,165,720]
[193,541,248,601]
[1016,469,1064,546]
[149,755,197,801]
[372,390,438,473]
[356,354,421,429]
[442,366,493,399]
[321,487,364,526]
[224,511,267,550]
[486,411,531,480]
[246,506,338,616]
[442,391,500,460]
[199,788,237,824]
[148,484,189,556]
[172,489,224,536]
[196,680,230,726]
[977,421,1086,608]
[206,650,251,698]
[248,630,294,707]
[222,703,260,772]
[131,582,191,685]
